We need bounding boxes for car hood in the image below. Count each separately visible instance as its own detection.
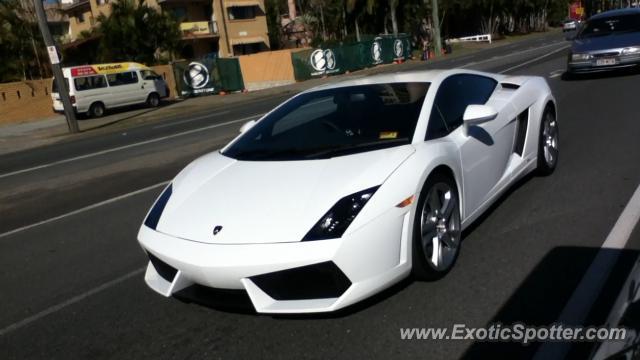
[572,32,640,53]
[156,145,415,244]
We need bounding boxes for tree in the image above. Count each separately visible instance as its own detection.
[94,0,180,64]
[0,0,49,82]
[389,0,399,35]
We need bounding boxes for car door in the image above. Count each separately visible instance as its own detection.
[426,74,517,218]
[106,71,142,107]
[72,74,109,112]
[141,70,167,98]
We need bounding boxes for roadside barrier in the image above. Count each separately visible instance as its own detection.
[172,57,245,97]
[291,34,412,81]
[450,34,492,44]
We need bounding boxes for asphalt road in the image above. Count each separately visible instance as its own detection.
[2,31,640,359]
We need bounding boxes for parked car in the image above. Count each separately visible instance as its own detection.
[563,18,580,32]
[138,69,558,313]
[567,8,640,74]
[51,62,169,118]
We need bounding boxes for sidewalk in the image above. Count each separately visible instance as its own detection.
[0,29,561,156]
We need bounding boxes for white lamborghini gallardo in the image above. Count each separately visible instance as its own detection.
[138,69,558,313]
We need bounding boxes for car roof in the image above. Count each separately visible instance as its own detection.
[590,7,640,20]
[303,69,452,93]
[302,69,502,93]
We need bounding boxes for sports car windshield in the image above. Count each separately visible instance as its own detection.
[577,14,640,38]
[223,82,429,161]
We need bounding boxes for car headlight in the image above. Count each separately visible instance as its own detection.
[302,186,379,241]
[622,47,640,55]
[144,184,172,230]
[571,53,592,61]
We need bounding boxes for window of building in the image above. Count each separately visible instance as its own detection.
[169,7,187,21]
[233,43,262,55]
[77,12,85,23]
[106,71,139,86]
[228,6,257,20]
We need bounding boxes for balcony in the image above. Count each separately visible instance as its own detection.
[180,21,219,39]
[158,0,208,3]
[61,0,90,12]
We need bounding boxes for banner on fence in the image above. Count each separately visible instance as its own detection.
[173,57,244,97]
[291,34,412,81]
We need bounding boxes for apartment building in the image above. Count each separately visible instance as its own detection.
[60,0,270,58]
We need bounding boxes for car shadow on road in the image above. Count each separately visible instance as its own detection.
[562,67,640,81]
[460,246,639,359]
[77,99,180,133]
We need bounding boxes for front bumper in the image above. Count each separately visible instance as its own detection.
[137,209,413,313]
[568,54,640,73]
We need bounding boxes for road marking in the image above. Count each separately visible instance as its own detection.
[0,267,145,337]
[462,41,566,68]
[152,110,230,129]
[0,181,169,239]
[0,113,264,180]
[535,183,640,359]
[549,69,565,78]
[499,44,570,74]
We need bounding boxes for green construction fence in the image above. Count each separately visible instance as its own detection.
[292,34,412,81]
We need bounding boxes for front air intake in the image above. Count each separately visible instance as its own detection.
[148,252,178,282]
[250,262,351,300]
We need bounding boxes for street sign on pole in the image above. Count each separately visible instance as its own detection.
[33,0,79,134]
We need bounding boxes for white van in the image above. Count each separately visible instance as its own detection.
[51,62,169,118]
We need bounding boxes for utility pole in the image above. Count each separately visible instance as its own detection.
[33,0,79,133]
[430,0,442,58]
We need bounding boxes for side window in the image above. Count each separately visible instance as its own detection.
[426,74,497,140]
[141,70,161,81]
[107,71,139,87]
[73,75,107,91]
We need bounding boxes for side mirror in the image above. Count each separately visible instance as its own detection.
[463,104,497,136]
[239,120,256,134]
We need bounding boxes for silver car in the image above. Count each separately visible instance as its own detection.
[563,18,580,32]
[567,8,640,74]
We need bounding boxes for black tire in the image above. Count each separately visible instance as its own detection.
[537,107,559,175]
[412,172,462,281]
[89,102,105,118]
[147,92,160,108]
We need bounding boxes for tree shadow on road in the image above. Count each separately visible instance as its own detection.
[461,246,639,359]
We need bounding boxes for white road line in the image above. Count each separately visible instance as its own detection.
[549,69,565,78]
[0,267,145,337]
[535,183,640,359]
[152,110,230,129]
[0,181,169,239]
[0,113,264,180]
[462,41,567,68]
[499,44,570,74]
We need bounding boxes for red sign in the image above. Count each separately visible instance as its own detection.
[569,1,584,20]
[71,66,97,77]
